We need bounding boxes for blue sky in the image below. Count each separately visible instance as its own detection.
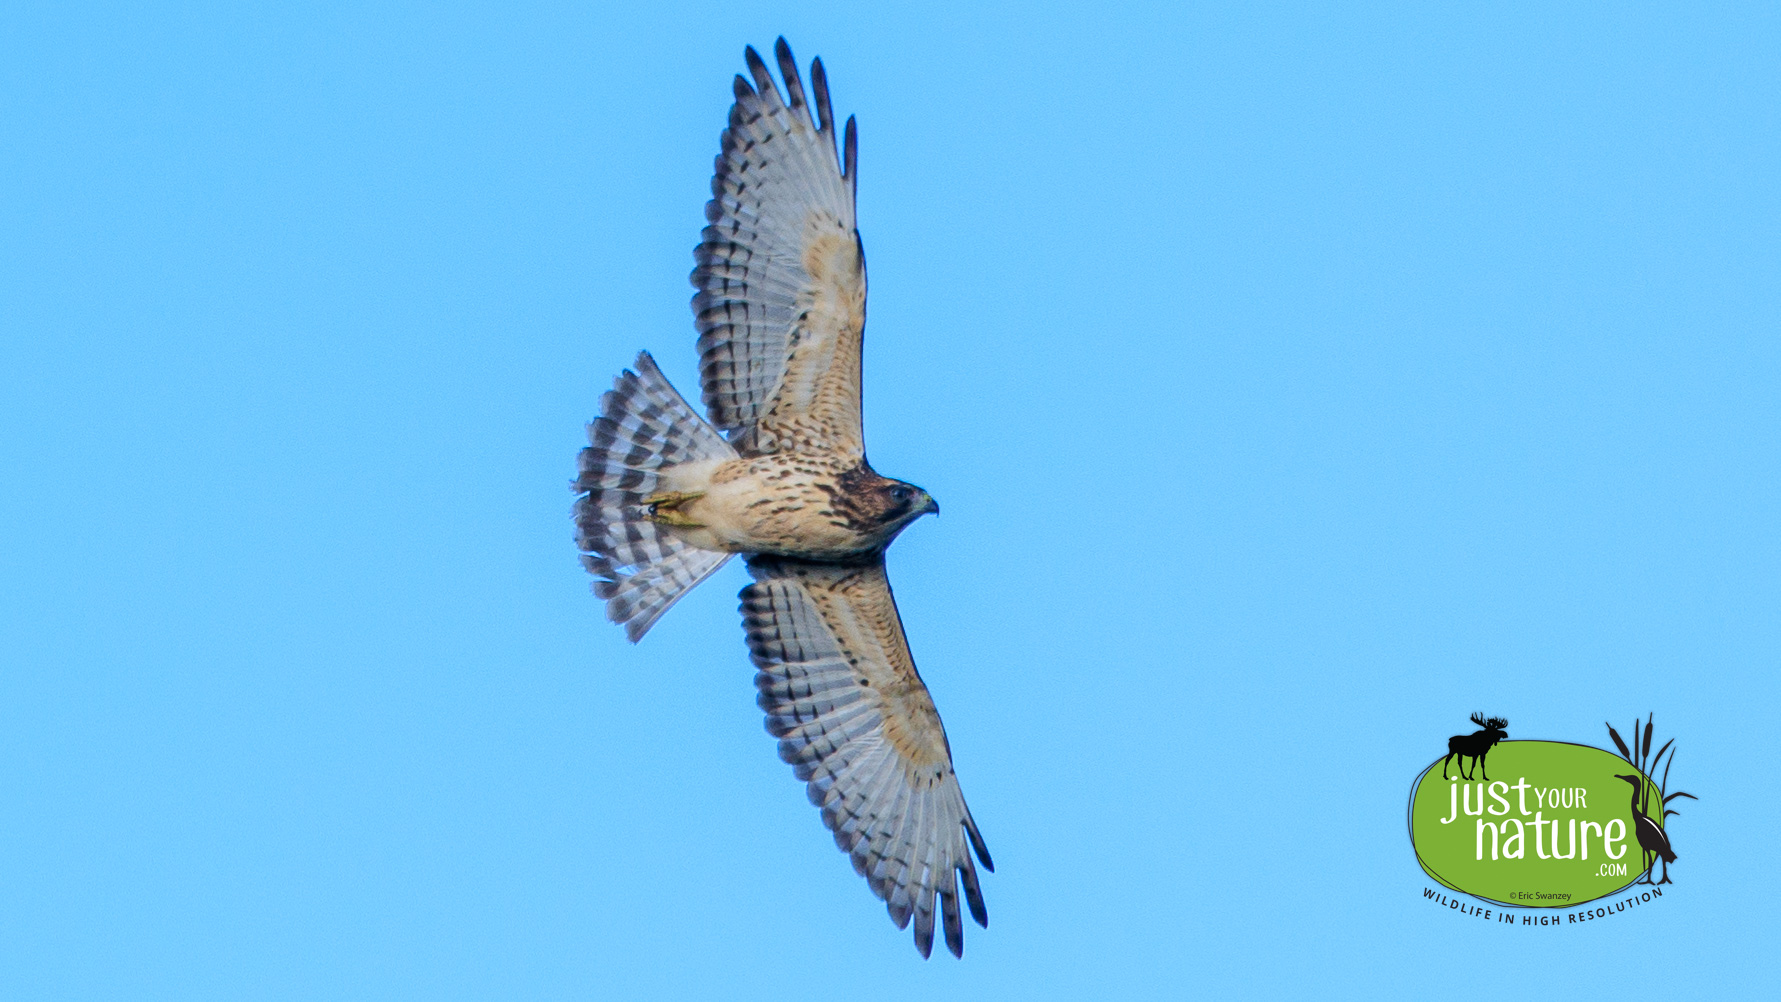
[3,1,1777,998]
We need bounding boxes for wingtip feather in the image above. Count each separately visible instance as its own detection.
[913,923,934,959]
[960,863,988,927]
[965,814,993,872]
[773,38,808,117]
[743,44,776,101]
[811,57,835,141]
[941,887,964,957]
[843,115,858,196]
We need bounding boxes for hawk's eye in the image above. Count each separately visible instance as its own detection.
[888,485,912,503]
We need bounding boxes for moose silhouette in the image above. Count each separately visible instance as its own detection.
[1441,713,1509,781]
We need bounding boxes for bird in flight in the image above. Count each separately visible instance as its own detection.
[573,38,993,959]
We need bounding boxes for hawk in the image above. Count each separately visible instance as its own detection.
[573,38,993,958]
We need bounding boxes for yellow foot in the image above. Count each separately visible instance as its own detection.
[644,491,706,528]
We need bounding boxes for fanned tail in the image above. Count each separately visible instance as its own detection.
[574,352,737,641]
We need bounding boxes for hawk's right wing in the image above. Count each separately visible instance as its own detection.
[691,39,867,461]
[741,556,992,958]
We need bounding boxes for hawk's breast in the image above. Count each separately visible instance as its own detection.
[668,454,883,559]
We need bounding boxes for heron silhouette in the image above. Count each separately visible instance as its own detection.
[1614,773,1676,885]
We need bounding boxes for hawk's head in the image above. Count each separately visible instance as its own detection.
[836,464,938,541]
[880,480,939,522]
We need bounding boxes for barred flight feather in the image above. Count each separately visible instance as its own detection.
[573,352,737,641]
[741,556,990,958]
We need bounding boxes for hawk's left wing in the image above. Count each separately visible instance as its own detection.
[692,39,866,460]
[741,556,992,958]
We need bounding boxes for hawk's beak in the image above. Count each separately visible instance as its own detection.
[921,493,940,516]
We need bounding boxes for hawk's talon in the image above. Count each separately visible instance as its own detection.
[645,491,706,528]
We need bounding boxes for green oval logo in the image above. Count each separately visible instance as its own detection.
[1408,740,1662,907]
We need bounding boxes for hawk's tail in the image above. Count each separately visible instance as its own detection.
[574,352,737,641]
